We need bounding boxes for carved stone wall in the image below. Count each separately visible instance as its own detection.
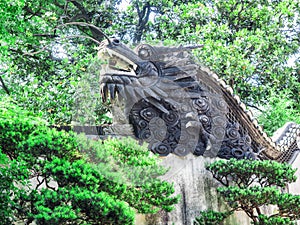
[141,155,251,225]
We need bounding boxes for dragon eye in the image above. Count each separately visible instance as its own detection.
[139,48,150,58]
[135,44,154,59]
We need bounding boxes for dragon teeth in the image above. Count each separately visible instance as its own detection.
[101,84,108,102]
[276,145,281,151]
[116,84,126,100]
[262,132,268,139]
[112,76,123,84]
[121,76,132,85]
[270,142,276,148]
[278,139,284,146]
[246,110,254,120]
[185,112,198,120]
[108,84,116,100]
[267,136,273,143]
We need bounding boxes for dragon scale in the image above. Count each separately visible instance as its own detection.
[98,39,300,162]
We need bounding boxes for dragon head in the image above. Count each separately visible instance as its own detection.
[98,39,162,104]
[97,38,266,160]
[98,39,212,157]
[98,38,203,104]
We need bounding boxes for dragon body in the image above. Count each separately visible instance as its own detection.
[98,39,300,163]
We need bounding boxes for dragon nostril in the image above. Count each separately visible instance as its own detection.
[112,38,120,45]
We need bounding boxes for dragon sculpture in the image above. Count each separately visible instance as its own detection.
[98,38,300,163]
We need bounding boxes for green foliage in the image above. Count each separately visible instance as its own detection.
[0,158,30,224]
[0,98,178,224]
[0,0,116,124]
[257,90,300,136]
[0,96,80,161]
[3,1,299,224]
[32,182,135,225]
[201,159,300,225]
[1,0,299,127]
[217,186,281,209]
[256,215,294,225]
[194,210,232,225]
[72,59,112,125]
[0,148,7,164]
[145,0,300,105]
[77,136,179,213]
[206,159,297,188]
[277,193,300,221]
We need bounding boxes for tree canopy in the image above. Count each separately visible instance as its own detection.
[1,1,300,224]
[0,0,299,132]
[0,97,179,224]
[194,159,300,225]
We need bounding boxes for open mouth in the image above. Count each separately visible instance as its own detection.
[99,48,137,76]
[99,48,140,102]
[98,47,166,113]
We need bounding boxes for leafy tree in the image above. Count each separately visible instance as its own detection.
[109,0,300,133]
[195,159,300,225]
[0,0,121,124]
[257,90,300,136]
[1,0,299,129]
[0,97,179,224]
[194,210,232,225]
[146,0,300,104]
